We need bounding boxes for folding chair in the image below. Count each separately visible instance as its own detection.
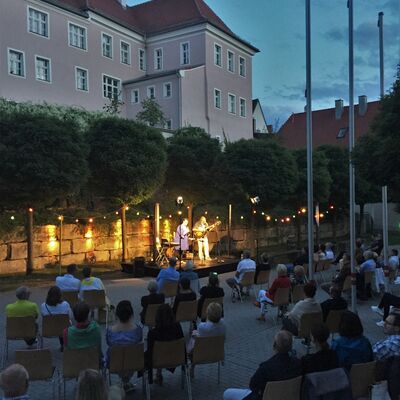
[298,312,323,353]
[291,285,305,304]
[350,361,376,399]
[325,309,345,337]
[232,270,256,302]
[160,281,179,304]
[40,314,70,348]
[255,270,270,290]
[144,304,162,328]
[61,291,79,308]
[272,287,290,320]
[200,297,224,321]
[82,289,109,329]
[342,275,352,301]
[175,300,198,332]
[262,375,302,400]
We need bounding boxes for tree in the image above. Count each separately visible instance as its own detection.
[103,92,124,115]
[135,98,165,127]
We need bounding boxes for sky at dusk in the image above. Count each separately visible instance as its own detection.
[127,0,400,127]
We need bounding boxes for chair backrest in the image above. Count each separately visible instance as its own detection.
[350,361,376,398]
[240,270,256,287]
[109,342,144,374]
[160,281,178,298]
[325,309,345,334]
[263,375,302,400]
[189,278,200,294]
[82,290,106,309]
[152,338,186,369]
[63,346,99,379]
[175,300,198,323]
[15,349,53,380]
[303,264,309,276]
[322,260,332,271]
[273,287,290,307]
[364,270,374,285]
[315,261,323,272]
[61,291,79,307]
[6,316,36,339]
[389,269,396,284]
[256,270,270,285]
[42,314,70,338]
[192,335,224,365]
[144,303,162,327]
[291,285,305,304]
[200,297,224,321]
[342,275,352,292]
[298,312,323,339]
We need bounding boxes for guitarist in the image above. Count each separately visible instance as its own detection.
[193,216,211,261]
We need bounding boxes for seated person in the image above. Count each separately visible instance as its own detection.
[372,292,400,327]
[5,286,39,346]
[291,265,307,287]
[79,266,106,299]
[356,251,376,299]
[293,247,309,267]
[373,312,400,360]
[172,277,197,315]
[254,252,271,284]
[140,280,165,324]
[226,250,256,296]
[76,369,108,400]
[180,261,200,293]
[302,323,339,374]
[320,285,348,322]
[156,257,180,292]
[197,273,224,319]
[324,242,335,261]
[223,330,301,400]
[388,249,399,272]
[331,311,373,369]
[0,364,30,400]
[317,243,327,261]
[56,263,81,292]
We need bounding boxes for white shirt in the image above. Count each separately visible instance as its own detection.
[198,320,226,338]
[40,301,72,319]
[56,274,81,291]
[235,258,256,283]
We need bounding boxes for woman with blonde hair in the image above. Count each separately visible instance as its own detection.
[76,369,108,400]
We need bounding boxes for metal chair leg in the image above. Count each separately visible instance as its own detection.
[217,361,221,384]
[185,365,192,400]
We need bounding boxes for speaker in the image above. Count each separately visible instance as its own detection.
[133,256,145,277]
[121,262,134,274]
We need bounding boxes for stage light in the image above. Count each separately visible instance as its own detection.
[250,196,260,205]
[176,196,184,206]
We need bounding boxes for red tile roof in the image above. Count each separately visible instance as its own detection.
[278,101,381,149]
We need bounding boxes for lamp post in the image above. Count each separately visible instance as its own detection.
[250,196,260,262]
[176,196,184,270]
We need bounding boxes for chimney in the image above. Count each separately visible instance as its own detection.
[116,0,127,9]
[358,95,368,116]
[335,99,344,120]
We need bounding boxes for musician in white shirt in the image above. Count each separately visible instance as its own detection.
[193,216,211,261]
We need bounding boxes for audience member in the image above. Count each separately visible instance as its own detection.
[356,250,376,300]
[317,244,327,260]
[293,247,308,267]
[372,312,400,360]
[372,292,400,327]
[223,330,301,400]
[156,257,180,292]
[172,277,196,315]
[331,311,373,369]
[355,238,365,265]
[320,285,348,322]
[302,324,339,374]
[324,253,351,294]
[140,280,165,324]
[324,243,335,261]
[56,264,81,292]
[291,265,307,287]
[226,250,256,297]
[388,249,399,272]
[370,233,383,256]
[180,260,200,292]
[5,286,39,346]
[79,266,106,299]
[254,252,271,284]
[197,273,224,319]
[0,363,29,400]
[75,369,108,400]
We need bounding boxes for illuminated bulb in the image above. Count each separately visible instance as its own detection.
[266,216,271,221]
[292,215,296,218]
[10,216,15,220]
[261,212,265,215]
[159,216,162,219]
[319,213,324,218]
[330,205,334,209]
[28,208,33,212]
[297,211,301,215]
[178,211,182,215]
[89,218,93,223]
[216,216,219,219]
[136,212,140,216]
[147,215,150,218]
[205,211,208,215]
[240,216,244,220]
[125,206,129,211]
[301,208,306,213]
[253,210,256,214]
[115,211,119,215]
[75,219,79,223]
[274,218,278,222]
[281,219,285,223]
[285,217,290,222]
[169,215,172,218]
[187,206,190,209]
[103,216,107,219]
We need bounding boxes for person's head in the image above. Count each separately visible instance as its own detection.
[15,286,30,301]
[293,265,305,278]
[82,266,92,278]
[356,238,363,248]
[242,250,251,259]
[208,273,219,287]
[155,304,175,329]
[276,264,287,277]
[325,242,333,251]
[182,218,188,226]
[46,286,63,306]
[168,257,177,268]
[185,260,194,270]
[67,264,77,275]
[319,243,326,253]
[115,300,134,323]
[260,253,269,263]
[383,313,400,336]
[273,330,293,354]
[76,369,108,400]
[73,302,90,324]
[339,311,364,338]
[310,324,330,348]
[304,281,317,298]
[179,277,191,291]
[147,280,158,294]
[206,302,223,323]
[0,364,29,398]
[391,249,399,257]
[329,285,342,299]
[200,216,207,224]
[363,250,374,260]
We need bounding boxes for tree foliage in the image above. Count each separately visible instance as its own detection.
[135,98,165,127]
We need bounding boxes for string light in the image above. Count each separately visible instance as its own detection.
[10,216,15,220]
[240,216,244,220]
[125,206,129,211]
[301,208,306,213]
[266,216,271,221]
[88,218,93,223]
[28,208,33,212]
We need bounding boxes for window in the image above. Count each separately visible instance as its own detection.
[103,75,120,99]
[75,67,88,91]
[228,93,236,114]
[28,7,48,37]
[69,23,87,50]
[154,48,163,70]
[239,98,246,117]
[147,86,155,99]
[214,89,221,109]
[164,119,172,129]
[239,56,246,77]
[131,89,139,104]
[139,48,146,71]
[180,42,190,65]
[337,127,348,139]
[227,50,234,73]
[163,82,172,98]
[8,49,25,77]
[120,41,131,65]
[35,56,51,82]
[102,33,113,58]
[214,44,222,67]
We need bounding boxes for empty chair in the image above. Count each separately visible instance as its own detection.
[325,309,345,336]
[41,314,70,348]
[262,375,302,400]
[291,285,305,304]
[350,361,376,399]
[61,291,79,308]
[200,297,223,321]
[160,281,179,304]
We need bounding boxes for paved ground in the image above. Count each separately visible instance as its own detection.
[0,267,387,400]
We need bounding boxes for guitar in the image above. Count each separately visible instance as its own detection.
[192,220,221,239]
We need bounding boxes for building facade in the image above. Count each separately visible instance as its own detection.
[0,0,259,141]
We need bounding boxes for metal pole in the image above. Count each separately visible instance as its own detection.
[154,203,160,262]
[26,208,33,275]
[121,205,127,262]
[228,204,232,256]
[378,12,389,266]
[348,0,357,312]
[306,0,314,280]
[58,215,63,276]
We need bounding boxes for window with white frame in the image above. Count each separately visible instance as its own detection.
[102,33,113,58]
[8,49,25,77]
[120,41,131,65]
[228,93,236,114]
[131,89,139,104]
[147,86,155,99]
[75,67,88,91]
[139,48,146,71]
[28,8,48,37]
[35,56,51,82]
[180,42,190,65]
[69,23,87,50]
[163,82,172,98]
[214,44,222,67]
[239,97,246,117]
[227,50,235,73]
[103,75,120,99]
[239,56,246,77]
[214,89,221,109]
[164,119,172,130]
[154,48,163,70]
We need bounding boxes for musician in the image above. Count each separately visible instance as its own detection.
[174,218,190,252]
[193,216,211,261]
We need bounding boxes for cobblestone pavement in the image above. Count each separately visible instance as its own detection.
[0,267,386,400]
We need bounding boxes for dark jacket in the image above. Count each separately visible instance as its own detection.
[140,293,165,324]
[320,297,348,322]
[302,348,339,374]
[254,262,271,283]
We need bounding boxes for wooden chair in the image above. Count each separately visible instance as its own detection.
[314,261,324,282]
[160,281,179,304]
[82,289,109,329]
[325,309,345,336]
[108,343,148,399]
[303,263,309,277]
[350,361,376,399]
[151,338,191,399]
[41,314,70,348]
[273,287,290,320]
[298,312,323,353]
[255,270,270,289]
[15,349,58,399]
[191,335,225,384]
[262,375,302,400]
[144,303,163,328]
[342,275,352,301]
[200,297,224,321]
[291,285,305,304]
[61,291,79,308]
[235,270,256,302]
[175,300,198,327]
